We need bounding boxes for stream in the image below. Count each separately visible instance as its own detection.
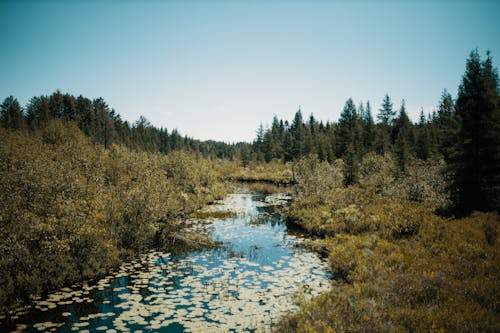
[1,193,331,333]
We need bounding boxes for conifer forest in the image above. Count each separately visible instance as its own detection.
[1,47,499,332]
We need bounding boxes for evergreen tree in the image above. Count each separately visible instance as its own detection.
[336,98,358,157]
[254,123,266,161]
[437,89,454,122]
[361,101,375,152]
[393,100,412,171]
[290,107,305,160]
[377,94,396,125]
[26,96,50,130]
[92,98,115,148]
[336,99,363,185]
[416,109,430,160]
[436,89,459,160]
[48,90,64,119]
[452,49,500,214]
[373,95,395,154]
[0,96,26,129]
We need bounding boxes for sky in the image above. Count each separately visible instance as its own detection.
[1,1,499,143]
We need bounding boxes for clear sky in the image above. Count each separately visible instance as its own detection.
[1,0,499,142]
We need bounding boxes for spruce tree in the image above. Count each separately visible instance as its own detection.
[361,101,375,152]
[377,94,396,125]
[393,100,412,171]
[336,99,362,185]
[452,50,500,214]
[374,95,394,154]
[416,109,430,160]
[290,108,305,160]
[436,89,459,160]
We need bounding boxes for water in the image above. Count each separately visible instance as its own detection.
[1,193,331,333]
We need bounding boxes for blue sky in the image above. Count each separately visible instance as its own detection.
[1,1,499,142]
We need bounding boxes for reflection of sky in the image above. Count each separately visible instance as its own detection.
[6,194,330,333]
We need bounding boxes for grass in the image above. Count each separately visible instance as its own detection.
[274,154,500,332]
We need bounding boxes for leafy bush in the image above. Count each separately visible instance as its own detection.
[0,121,228,310]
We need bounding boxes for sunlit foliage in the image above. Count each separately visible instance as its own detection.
[277,154,500,332]
[0,120,227,310]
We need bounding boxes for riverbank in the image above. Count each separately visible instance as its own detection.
[0,121,228,313]
[0,193,331,333]
[275,155,500,332]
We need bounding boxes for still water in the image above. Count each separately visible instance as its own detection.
[2,193,331,332]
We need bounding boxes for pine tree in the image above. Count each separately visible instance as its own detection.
[452,49,500,214]
[0,96,26,129]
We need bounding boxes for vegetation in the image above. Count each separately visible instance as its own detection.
[451,50,500,215]
[0,91,245,158]
[252,50,499,216]
[0,49,498,331]
[275,50,500,332]
[0,120,227,311]
[277,153,499,332]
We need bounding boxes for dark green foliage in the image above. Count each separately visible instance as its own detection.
[436,89,460,161]
[372,94,395,154]
[377,94,396,125]
[4,91,238,159]
[1,96,26,130]
[452,50,500,214]
[336,99,363,185]
[393,100,412,172]
[360,101,375,152]
[416,109,430,160]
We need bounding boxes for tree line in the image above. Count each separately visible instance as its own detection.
[0,92,242,159]
[252,50,499,215]
[1,50,498,215]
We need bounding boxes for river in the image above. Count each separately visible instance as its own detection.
[1,193,331,333]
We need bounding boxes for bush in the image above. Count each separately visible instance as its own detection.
[0,121,228,310]
[276,153,500,332]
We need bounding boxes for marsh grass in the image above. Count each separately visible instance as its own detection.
[275,154,500,332]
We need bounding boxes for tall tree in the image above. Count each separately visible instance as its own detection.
[1,96,26,129]
[436,89,459,160]
[377,94,396,125]
[26,96,50,130]
[290,107,306,160]
[336,98,362,185]
[374,95,394,154]
[416,109,430,160]
[452,49,500,214]
[393,100,412,172]
[361,101,375,152]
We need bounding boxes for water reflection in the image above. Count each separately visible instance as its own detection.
[1,194,330,333]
